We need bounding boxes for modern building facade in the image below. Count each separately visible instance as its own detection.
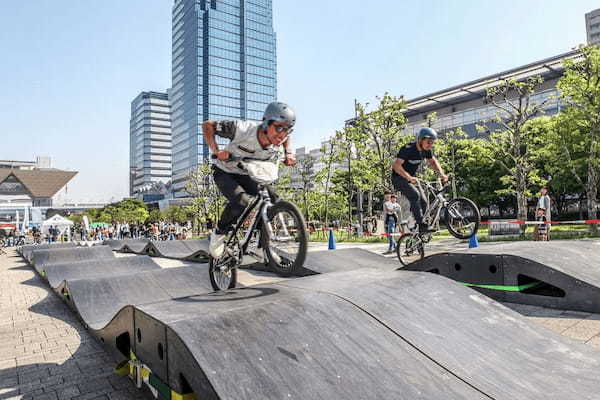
[586,8,600,45]
[129,91,172,196]
[170,0,277,196]
[401,50,580,138]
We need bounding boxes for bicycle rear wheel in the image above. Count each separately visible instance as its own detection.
[445,197,480,239]
[209,256,237,291]
[396,234,425,266]
[262,201,308,276]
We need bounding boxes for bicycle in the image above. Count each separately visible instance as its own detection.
[13,235,25,246]
[208,155,308,291]
[362,215,378,235]
[396,178,480,266]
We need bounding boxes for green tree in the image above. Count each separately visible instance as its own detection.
[557,46,600,230]
[353,94,408,192]
[186,163,223,233]
[315,139,337,227]
[294,153,316,219]
[480,76,551,226]
[147,209,165,223]
[164,205,190,224]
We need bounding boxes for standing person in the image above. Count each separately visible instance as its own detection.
[203,101,297,258]
[535,187,551,241]
[391,127,448,233]
[382,192,399,254]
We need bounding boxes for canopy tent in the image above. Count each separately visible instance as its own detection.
[90,222,109,228]
[41,214,74,236]
[0,224,16,237]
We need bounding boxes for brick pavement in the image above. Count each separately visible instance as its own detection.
[0,249,152,400]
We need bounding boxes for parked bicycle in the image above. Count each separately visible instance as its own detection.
[396,178,480,266]
[208,155,308,291]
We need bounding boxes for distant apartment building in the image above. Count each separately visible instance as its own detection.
[586,8,600,45]
[170,0,278,197]
[129,91,172,196]
[289,140,344,190]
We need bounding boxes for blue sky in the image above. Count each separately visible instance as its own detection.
[0,1,597,202]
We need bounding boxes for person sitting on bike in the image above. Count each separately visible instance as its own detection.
[203,101,297,258]
[392,127,448,234]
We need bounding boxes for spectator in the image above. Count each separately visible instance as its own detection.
[535,187,551,241]
[383,193,401,254]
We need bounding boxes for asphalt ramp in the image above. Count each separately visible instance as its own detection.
[405,240,600,313]
[46,255,161,289]
[116,269,600,399]
[64,265,217,331]
[20,242,76,262]
[102,238,150,252]
[145,239,209,262]
[32,245,115,276]
[245,247,398,276]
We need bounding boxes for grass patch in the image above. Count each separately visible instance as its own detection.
[307,224,599,243]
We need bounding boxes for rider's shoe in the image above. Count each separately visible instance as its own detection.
[209,231,226,258]
[418,223,436,234]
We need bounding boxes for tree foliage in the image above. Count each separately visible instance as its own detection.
[556,45,600,230]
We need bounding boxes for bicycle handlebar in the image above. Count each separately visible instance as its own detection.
[211,154,273,162]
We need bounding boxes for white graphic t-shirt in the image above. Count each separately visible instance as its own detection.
[213,120,282,175]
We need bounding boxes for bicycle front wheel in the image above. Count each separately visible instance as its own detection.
[396,234,425,266]
[262,201,308,276]
[445,197,480,239]
[209,256,237,291]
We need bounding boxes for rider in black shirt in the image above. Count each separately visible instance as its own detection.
[392,127,448,233]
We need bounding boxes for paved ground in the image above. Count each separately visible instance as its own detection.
[2,241,600,399]
[0,249,153,400]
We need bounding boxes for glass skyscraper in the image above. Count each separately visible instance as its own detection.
[171,0,277,196]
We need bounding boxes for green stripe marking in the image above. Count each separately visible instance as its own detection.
[459,281,542,292]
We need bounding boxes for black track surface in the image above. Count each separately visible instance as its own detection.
[21,244,600,399]
[128,269,600,399]
[20,242,76,262]
[405,240,600,313]
[103,239,149,252]
[46,255,160,289]
[120,240,151,254]
[246,247,398,276]
[65,266,215,330]
[32,245,115,276]
[145,240,209,261]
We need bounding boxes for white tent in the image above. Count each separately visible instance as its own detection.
[41,214,73,237]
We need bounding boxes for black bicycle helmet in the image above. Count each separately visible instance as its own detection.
[416,127,438,142]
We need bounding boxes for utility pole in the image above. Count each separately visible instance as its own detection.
[355,99,364,237]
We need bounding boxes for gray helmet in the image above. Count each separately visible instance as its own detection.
[416,127,438,142]
[262,101,296,128]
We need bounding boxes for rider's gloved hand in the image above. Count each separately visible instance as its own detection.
[283,153,296,166]
[441,174,449,183]
[216,150,231,161]
[408,176,417,184]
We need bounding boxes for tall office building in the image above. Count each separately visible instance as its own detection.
[586,8,600,45]
[129,91,173,196]
[170,0,277,196]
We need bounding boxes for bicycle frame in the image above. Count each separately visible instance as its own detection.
[223,185,286,259]
[415,179,449,231]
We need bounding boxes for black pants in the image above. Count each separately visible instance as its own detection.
[213,166,278,233]
[392,175,427,225]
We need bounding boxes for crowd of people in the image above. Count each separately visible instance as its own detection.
[77,221,194,242]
